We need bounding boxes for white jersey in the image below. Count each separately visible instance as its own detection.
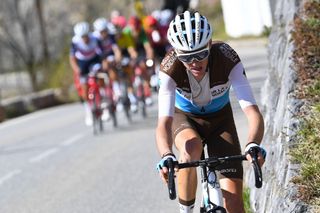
[70,34,101,61]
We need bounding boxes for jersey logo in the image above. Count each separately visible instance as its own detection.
[161,51,176,73]
[210,83,230,98]
[219,43,239,63]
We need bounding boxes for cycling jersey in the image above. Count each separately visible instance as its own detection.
[158,41,256,117]
[92,31,118,58]
[122,26,148,52]
[70,34,102,76]
[70,34,101,61]
[116,32,135,55]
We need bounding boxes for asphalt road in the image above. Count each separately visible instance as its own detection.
[0,39,268,213]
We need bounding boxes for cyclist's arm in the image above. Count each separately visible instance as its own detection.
[69,55,80,74]
[69,42,80,73]
[156,71,176,157]
[229,62,264,145]
[127,46,138,60]
[242,105,264,145]
[112,44,122,63]
[143,41,154,59]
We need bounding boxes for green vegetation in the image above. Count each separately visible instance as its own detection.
[290,0,320,207]
[290,81,320,206]
[243,187,253,213]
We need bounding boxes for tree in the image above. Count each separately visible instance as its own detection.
[0,0,42,91]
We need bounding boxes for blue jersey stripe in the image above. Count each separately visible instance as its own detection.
[175,90,230,115]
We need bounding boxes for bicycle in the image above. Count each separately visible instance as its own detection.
[87,67,117,134]
[166,146,263,213]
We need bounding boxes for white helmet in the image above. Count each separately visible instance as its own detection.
[93,17,109,32]
[167,11,213,52]
[74,22,90,37]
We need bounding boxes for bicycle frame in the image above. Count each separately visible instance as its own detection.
[198,152,224,212]
[87,74,103,134]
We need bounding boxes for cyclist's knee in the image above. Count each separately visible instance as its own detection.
[179,138,202,162]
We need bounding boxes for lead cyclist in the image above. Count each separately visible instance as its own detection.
[156,11,266,213]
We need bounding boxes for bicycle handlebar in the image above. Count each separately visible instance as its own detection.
[167,154,263,200]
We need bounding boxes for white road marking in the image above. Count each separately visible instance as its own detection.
[60,133,85,146]
[0,170,22,186]
[29,148,59,163]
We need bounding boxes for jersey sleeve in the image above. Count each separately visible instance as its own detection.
[229,62,257,109]
[158,71,176,117]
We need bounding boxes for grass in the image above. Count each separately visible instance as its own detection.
[290,80,320,206]
[243,187,253,213]
[287,0,320,208]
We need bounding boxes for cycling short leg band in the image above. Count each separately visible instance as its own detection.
[179,198,195,213]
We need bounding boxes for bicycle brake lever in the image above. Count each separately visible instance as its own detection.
[248,148,263,188]
[167,158,177,200]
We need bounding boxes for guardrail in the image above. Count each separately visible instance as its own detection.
[0,89,64,122]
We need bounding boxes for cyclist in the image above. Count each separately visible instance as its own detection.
[92,17,123,121]
[111,16,141,112]
[93,17,122,65]
[125,15,154,60]
[156,11,265,213]
[69,21,102,126]
[143,15,170,61]
[125,16,155,105]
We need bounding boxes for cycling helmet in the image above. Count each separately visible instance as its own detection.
[74,22,90,37]
[144,15,158,27]
[167,11,213,52]
[93,17,109,32]
[111,15,127,29]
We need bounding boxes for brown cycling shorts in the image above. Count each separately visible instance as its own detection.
[172,103,243,179]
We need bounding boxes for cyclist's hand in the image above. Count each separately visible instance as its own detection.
[156,154,178,184]
[245,142,267,167]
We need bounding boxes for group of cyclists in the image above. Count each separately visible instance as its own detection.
[69,9,173,126]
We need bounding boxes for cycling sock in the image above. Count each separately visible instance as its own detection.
[179,203,195,213]
[179,198,195,213]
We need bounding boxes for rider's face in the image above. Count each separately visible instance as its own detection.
[182,58,209,78]
[176,43,211,79]
[81,35,89,44]
[100,30,108,39]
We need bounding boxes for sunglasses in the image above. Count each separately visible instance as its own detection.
[176,46,210,63]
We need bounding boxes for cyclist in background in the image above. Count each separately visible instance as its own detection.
[110,16,140,112]
[143,15,169,61]
[69,22,102,126]
[125,16,155,105]
[156,11,266,213]
[125,16,154,60]
[93,17,122,88]
[111,15,138,61]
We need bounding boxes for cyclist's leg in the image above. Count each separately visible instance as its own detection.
[175,129,202,212]
[220,178,244,213]
[206,108,244,213]
[172,111,203,212]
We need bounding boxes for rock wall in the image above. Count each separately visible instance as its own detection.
[245,0,311,212]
